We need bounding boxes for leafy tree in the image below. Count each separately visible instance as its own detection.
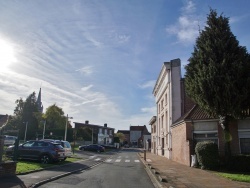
[76,127,92,141]
[43,104,66,130]
[114,132,125,143]
[185,9,250,159]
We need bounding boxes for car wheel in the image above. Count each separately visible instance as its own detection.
[40,154,51,164]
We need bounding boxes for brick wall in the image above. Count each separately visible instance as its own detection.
[0,161,16,177]
[172,122,191,166]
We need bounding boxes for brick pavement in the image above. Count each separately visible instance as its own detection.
[139,151,250,188]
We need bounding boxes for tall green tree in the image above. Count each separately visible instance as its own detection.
[185,9,250,159]
[6,92,41,140]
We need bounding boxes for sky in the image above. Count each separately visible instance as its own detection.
[0,0,250,132]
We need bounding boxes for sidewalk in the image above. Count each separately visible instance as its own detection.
[138,151,250,188]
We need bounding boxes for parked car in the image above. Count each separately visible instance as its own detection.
[100,144,116,149]
[79,144,105,152]
[41,139,72,160]
[5,140,65,163]
[4,135,17,146]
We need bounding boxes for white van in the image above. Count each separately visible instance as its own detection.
[4,135,17,146]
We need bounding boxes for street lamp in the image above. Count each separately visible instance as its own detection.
[23,122,28,142]
[64,114,73,141]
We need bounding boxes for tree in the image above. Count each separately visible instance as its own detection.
[6,92,41,140]
[114,133,125,143]
[43,104,66,130]
[185,9,250,160]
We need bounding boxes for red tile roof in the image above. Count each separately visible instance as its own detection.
[173,105,217,126]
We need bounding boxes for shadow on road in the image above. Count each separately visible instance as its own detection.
[0,175,26,188]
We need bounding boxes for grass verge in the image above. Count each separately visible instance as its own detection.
[16,157,80,174]
[216,172,250,183]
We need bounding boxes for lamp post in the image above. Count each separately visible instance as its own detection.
[64,114,73,141]
[23,122,28,142]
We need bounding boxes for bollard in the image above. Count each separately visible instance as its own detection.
[144,149,146,161]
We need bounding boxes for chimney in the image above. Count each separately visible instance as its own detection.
[85,120,89,124]
[104,123,107,127]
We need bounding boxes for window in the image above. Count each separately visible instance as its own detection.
[193,132,218,146]
[161,115,164,128]
[240,138,250,154]
[165,94,167,105]
[161,99,164,110]
[99,128,102,134]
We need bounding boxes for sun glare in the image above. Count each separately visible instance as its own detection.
[0,38,17,72]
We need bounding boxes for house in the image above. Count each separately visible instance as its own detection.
[130,125,150,147]
[74,121,115,145]
[152,59,182,158]
[149,116,157,154]
[152,58,250,166]
[171,105,250,166]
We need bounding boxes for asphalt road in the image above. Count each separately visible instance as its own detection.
[39,148,154,188]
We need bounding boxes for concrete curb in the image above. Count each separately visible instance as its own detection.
[26,150,121,187]
[29,161,103,188]
[137,153,163,188]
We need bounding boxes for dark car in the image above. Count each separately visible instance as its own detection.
[79,144,105,153]
[5,140,65,163]
[41,139,72,160]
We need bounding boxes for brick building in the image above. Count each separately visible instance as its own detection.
[152,58,250,166]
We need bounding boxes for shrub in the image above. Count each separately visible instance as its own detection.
[195,141,219,170]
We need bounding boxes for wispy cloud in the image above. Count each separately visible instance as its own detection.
[138,80,156,89]
[75,66,93,75]
[166,1,201,45]
[81,84,93,91]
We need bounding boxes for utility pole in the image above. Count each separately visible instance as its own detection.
[64,114,73,141]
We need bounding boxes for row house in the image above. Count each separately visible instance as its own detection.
[74,121,115,145]
[117,125,151,148]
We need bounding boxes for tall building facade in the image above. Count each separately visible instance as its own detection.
[152,59,182,159]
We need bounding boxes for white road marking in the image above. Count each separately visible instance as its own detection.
[105,159,112,163]
[146,159,152,162]
[115,159,121,162]
[118,156,122,158]
[89,156,95,159]
[134,160,140,162]
[94,158,101,161]
[125,156,129,158]
[125,160,130,162]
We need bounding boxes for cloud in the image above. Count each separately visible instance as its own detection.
[75,66,93,75]
[138,80,156,89]
[166,1,200,45]
[81,84,93,91]
[141,106,156,114]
